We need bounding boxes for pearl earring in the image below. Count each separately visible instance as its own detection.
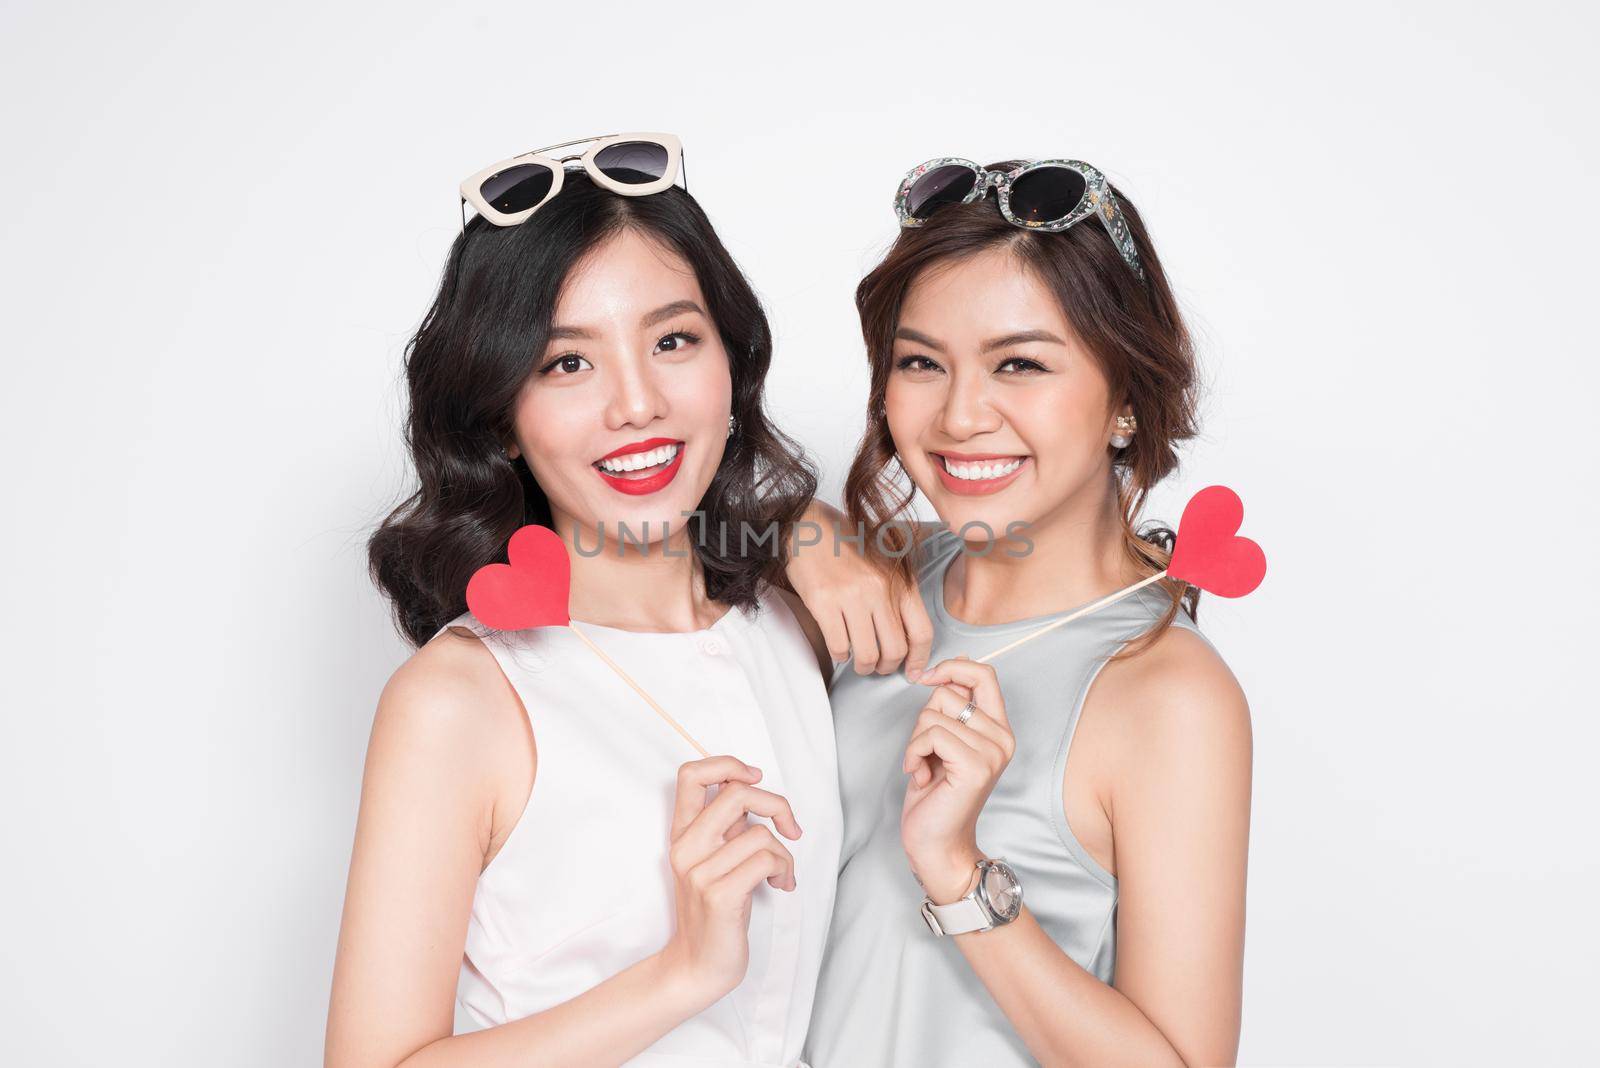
[727,414,737,438]
[1110,414,1137,449]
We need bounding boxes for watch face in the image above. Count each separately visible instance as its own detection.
[981,860,1023,921]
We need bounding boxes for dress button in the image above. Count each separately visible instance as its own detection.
[697,636,724,655]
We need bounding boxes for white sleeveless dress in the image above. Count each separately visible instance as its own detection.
[449,584,842,1068]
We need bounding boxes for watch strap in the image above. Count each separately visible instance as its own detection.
[921,894,994,936]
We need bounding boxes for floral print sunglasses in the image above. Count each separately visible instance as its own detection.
[893,157,1144,278]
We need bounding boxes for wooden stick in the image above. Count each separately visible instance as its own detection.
[975,571,1170,664]
[570,623,711,758]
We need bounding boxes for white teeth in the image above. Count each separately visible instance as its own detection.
[940,456,1023,481]
[598,443,679,474]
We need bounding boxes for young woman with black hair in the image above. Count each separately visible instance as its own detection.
[324,135,929,1068]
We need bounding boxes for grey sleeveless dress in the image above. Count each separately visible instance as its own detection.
[803,528,1203,1067]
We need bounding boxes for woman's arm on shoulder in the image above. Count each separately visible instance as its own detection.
[1094,625,1252,1066]
[325,631,706,1067]
[780,498,938,679]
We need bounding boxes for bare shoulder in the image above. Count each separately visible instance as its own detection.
[379,627,517,735]
[772,586,834,679]
[368,628,531,824]
[1088,623,1252,784]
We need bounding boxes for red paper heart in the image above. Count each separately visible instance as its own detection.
[465,525,572,630]
[1167,485,1267,598]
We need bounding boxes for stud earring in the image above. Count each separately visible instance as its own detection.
[727,414,737,438]
[1110,414,1137,449]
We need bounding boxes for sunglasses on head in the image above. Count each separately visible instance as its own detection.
[459,132,686,229]
[894,157,1144,278]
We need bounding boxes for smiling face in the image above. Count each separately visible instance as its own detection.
[885,246,1130,544]
[507,227,732,546]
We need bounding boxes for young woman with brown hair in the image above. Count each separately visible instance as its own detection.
[804,158,1252,1067]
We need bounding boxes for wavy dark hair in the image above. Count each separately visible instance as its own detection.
[371,171,816,646]
[846,162,1201,654]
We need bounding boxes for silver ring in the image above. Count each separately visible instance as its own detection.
[956,699,978,725]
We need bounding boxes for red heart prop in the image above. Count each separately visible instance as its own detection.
[465,525,572,630]
[1167,485,1267,598]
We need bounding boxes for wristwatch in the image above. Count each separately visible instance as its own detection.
[919,858,1024,936]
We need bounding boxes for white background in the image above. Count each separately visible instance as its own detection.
[2,1,1596,1064]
